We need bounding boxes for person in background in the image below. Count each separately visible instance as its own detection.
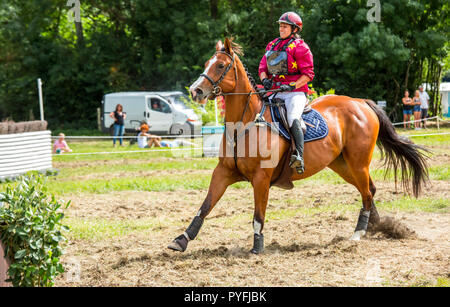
[151,100,162,112]
[109,104,126,147]
[412,90,422,130]
[53,133,72,154]
[160,139,195,148]
[418,85,430,129]
[137,122,162,148]
[402,90,413,129]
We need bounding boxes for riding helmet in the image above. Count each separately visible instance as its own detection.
[277,12,303,30]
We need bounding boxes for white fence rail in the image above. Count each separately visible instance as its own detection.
[0,130,52,180]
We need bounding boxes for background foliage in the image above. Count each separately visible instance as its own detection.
[0,0,448,128]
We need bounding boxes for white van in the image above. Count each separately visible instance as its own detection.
[101,91,202,135]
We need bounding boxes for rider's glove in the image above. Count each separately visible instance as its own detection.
[280,83,296,92]
[262,78,273,91]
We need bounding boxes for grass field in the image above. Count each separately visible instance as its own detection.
[1,127,449,287]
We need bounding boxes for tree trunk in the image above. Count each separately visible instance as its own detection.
[425,58,431,90]
[432,62,442,115]
[53,3,64,39]
[404,59,411,90]
[75,21,84,47]
[418,59,423,85]
[391,78,401,120]
[210,0,218,19]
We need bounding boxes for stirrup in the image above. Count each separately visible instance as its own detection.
[290,154,305,174]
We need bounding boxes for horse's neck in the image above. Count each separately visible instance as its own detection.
[224,61,262,124]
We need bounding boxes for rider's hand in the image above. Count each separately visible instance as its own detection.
[280,83,296,92]
[262,78,273,91]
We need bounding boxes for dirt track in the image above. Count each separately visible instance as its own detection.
[55,180,449,287]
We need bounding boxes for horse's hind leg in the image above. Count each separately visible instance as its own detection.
[368,176,380,229]
[328,154,377,240]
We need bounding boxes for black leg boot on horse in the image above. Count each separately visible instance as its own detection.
[289,119,305,174]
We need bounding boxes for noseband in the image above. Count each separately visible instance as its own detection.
[200,51,238,97]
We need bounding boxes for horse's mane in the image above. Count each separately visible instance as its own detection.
[223,37,243,56]
[221,37,257,91]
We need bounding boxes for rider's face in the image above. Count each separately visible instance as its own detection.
[279,23,293,39]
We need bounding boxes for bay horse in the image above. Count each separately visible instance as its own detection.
[168,38,428,254]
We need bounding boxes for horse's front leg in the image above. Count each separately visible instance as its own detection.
[250,169,272,254]
[168,164,238,252]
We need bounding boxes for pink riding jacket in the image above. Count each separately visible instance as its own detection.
[258,37,315,93]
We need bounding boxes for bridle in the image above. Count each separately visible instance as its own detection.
[198,49,283,97]
[196,48,286,176]
[200,51,238,97]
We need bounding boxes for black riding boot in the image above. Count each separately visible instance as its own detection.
[289,119,305,174]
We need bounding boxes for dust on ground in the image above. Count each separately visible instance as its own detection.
[55,180,449,287]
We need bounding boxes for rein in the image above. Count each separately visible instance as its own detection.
[200,50,282,97]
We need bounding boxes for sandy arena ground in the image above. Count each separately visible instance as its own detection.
[55,178,449,287]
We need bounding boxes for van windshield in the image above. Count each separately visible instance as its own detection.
[166,94,191,110]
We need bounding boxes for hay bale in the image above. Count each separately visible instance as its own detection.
[0,123,8,134]
[22,121,30,132]
[7,121,17,134]
[15,122,26,133]
[40,121,48,131]
[0,120,48,134]
[29,121,42,132]
[23,121,33,132]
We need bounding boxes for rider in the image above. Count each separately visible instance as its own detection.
[259,12,314,174]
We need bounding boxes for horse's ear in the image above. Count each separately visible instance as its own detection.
[224,37,233,54]
[215,40,224,51]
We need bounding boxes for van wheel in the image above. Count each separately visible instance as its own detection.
[170,123,191,135]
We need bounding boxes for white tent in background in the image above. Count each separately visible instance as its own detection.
[439,83,450,117]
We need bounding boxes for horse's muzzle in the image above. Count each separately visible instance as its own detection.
[190,87,204,101]
[190,84,211,103]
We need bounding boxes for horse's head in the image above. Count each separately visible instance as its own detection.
[189,38,240,102]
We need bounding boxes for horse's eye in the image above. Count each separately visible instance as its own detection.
[218,63,225,69]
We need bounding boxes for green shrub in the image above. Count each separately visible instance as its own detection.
[0,174,70,287]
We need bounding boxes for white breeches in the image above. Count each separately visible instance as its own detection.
[271,91,307,127]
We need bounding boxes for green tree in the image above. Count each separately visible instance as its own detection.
[0,0,448,126]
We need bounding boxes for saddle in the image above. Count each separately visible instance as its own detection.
[267,97,328,142]
[257,94,328,190]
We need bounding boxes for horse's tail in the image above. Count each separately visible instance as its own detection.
[364,99,429,197]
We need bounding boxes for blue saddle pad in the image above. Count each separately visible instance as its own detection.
[269,105,328,142]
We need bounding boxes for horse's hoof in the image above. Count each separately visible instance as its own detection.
[167,234,188,252]
[349,230,366,241]
[167,241,184,252]
[250,248,263,255]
